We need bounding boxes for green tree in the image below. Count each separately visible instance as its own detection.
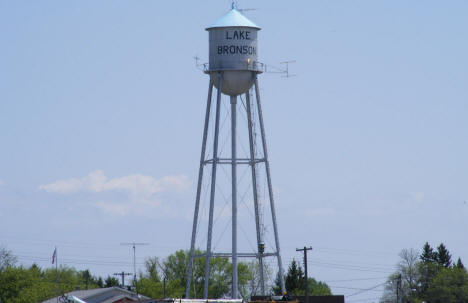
[436,243,452,268]
[0,254,105,303]
[381,243,468,303]
[137,249,252,299]
[272,271,283,295]
[420,242,437,263]
[97,277,104,288]
[104,275,120,287]
[246,260,273,297]
[145,257,162,283]
[284,260,305,295]
[425,267,468,302]
[0,246,17,272]
[137,277,163,299]
[273,260,332,297]
[297,278,332,296]
[0,265,57,303]
[456,258,465,270]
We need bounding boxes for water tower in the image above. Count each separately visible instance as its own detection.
[185,6,285,298]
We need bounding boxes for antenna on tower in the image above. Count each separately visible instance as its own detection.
[238,8,258,13]
[262,60,297,77]
[280,60,297,78]
[231,0,257,13]
[193,55,205,71]
[121,242,148,295]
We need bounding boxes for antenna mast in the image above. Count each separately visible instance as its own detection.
[121,242,149,296]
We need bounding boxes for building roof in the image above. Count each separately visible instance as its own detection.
[206,9,260,30]
[42,287,149,303]
[100,294,137,303]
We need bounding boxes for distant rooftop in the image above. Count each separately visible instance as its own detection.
[206,8,260,30]
[41,287,150,303]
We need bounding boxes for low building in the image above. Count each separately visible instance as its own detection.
[251,295,345,303]
[42,287,150,303]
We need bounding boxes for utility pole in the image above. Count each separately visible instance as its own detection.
[84,270,90,290]
[114,271,132,288]
[121,242,149,299]
[396,274,402,303]
[296,246,313,303]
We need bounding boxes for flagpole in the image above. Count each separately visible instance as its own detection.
[55,246,58,303]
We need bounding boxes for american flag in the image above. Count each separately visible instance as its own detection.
[52,247,57,264]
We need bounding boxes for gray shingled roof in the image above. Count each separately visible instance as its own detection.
[42,287,149,303]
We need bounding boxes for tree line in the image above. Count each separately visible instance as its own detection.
[381,242,468,303]
[0,246,332,303]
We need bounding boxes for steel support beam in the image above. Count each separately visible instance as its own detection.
[203,73,223,298]
[254,77,285,293]
[231,95,238,299]
[246,90,265,294]
[185,82,214,298]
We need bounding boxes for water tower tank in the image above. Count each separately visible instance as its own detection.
[206,8,262,96]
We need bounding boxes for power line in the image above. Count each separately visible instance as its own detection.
[345,282,387,297]
[323,277,388,283]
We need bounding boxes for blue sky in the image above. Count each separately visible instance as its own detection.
[1,0,468,301]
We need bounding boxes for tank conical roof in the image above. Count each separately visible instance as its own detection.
[206,8,260,30]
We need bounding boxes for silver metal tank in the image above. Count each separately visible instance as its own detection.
[206,8,261,96]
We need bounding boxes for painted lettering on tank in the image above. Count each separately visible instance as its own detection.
[217,45,256,55]
[225,30,251,40]
[217,30,255,56]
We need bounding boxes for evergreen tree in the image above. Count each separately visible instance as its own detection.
[436,243,452,268]
[420,242,437,263]
[457,258,465,270]
[272,272,282,295]
[284,260,304,295]
[382,244,468,302]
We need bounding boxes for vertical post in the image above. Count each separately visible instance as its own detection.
[246,89,265,294]
[204,72,223,298]
[114,271,132,287]
[55,247,58,303]
[186,82,214,298]
[396,274,402,303]
[120,243,147,299]
[231,95,238,298]
[133,245,138,298]
[296,247,312,303]
[255,78,285,293]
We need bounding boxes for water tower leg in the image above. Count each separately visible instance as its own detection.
[185,82,214,298]
[231,95,238,299]
[254,77,286,293]
[245,89,265,295]
[204,72,223,298]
